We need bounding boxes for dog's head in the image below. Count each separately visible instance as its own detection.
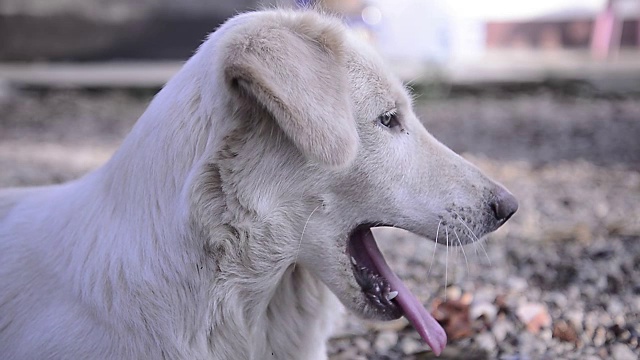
[202,10,517,355]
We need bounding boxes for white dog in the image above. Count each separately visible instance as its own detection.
[0,10,517,360]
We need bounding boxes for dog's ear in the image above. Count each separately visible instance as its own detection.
[223,13,358,169]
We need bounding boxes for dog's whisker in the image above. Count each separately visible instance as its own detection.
[451,214,474,265]
[472,240,481,262]
[293,204,322,271]
[452,242,459,275]
[452,210,489,268]
[408,90,424,104]
[427,219,441,278]
[404,75,425,88]
[444,226,449,300]
[453,229,470,275]
[452,210,481,243]
[477,238,492,266]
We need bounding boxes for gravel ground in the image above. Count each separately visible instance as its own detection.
[1,88,639,359]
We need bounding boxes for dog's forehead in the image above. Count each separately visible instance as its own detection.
[343,32,408,119]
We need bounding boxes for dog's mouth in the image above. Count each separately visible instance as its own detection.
[347,224,447,356]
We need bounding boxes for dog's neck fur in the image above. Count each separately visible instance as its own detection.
[190,107,336,359]
[64,56,336,359]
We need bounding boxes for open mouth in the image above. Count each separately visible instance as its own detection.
[347,224,447,356]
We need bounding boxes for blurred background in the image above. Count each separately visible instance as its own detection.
[1,0,639,359]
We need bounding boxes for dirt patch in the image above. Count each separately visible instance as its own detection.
[418,93,640,169]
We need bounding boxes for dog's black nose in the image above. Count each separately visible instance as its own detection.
[490,188,518,222]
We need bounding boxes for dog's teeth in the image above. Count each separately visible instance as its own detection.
[386,291,398,301]
[350,256,357,265]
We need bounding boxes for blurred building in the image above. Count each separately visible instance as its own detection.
[2,0,639,90]
[336,0,639,64]
[2,0,638,62]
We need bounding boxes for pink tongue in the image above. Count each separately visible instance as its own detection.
[361,230,447,356]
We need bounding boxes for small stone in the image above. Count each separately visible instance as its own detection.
[494,294,510,313]
[353,337,370,353]
[540,328,553,341]
[584,347,597,355]
[546,292,567,308]
[331,310,369,338]
[612,314,626,327]
[399,337,422,355]
[460,292,473,305]
[567,285,581,301]
[584,312,599,338]
[618,328,632,343]
[598,312,614,327]
[607,298,625,316]
[565,310,584,332]
[474,332,497,352]
[597,346,610,359]
[470,301,498,323]
[593,326,607,347]
[516,302,551,334]
[332,348,364,360]
[553,320,579,344]
[583,356,602,360]
[632,296,640,312]
[473,287,497,303]
[366,317,408,332]
[492,318,513,342]
[507,277,528,292]
[610,343,637,360]
[373,330,398,353]
[446,286,462,300]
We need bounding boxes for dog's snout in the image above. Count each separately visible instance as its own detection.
[490,188,518,222]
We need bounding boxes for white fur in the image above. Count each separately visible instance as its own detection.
[0,10,515,359]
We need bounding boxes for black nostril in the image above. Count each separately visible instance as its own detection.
[491,189,518,222]
[490,202,501,219]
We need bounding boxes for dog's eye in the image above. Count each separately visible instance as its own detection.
[378,110,399,128]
